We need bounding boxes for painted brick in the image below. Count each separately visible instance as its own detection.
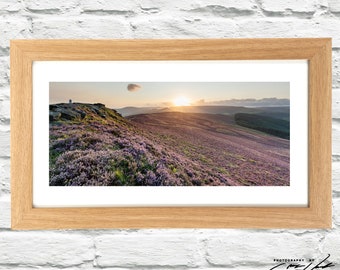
[322,232,340,263]
[0,267,93,270]
[334,89,340,119]
[25,0,78,12]
[164,0,256,15]
[206,233,321,265]
[333,121,340,157]
[0,18,29,50]
[260,0,322,13]
[0,57,9,87]
[81,0,138,13]
[0,158,10,194]
[179,0,256,12]
[334,198,340,225]
[131,17,237,38]
[236,19,340,48]
[329,0,340,13]
[0,98,10,121]
[0,123,9,131]
[81,0,255,14]
[95,235,201,267]
[0,179,9,195]
[0,0,22,12]
[0,196,10,228]
[0,131,9,158]
[0,100,10,124]
[32,17,132,38]
[333,162,340,192]
[0,87,9,98]
[333,51,340,88]
[0,233,94,266]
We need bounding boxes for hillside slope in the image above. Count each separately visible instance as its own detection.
[235,113,290,139]
[129,112,289,186]
[49,103,289,186]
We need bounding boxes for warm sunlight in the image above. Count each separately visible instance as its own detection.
[173,96,191,106]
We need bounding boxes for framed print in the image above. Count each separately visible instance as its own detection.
[10,39,332,229]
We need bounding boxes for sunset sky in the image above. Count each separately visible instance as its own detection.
[49,82,289,109]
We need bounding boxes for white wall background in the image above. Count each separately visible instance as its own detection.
[0,0,340,269]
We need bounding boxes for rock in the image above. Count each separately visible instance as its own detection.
[74,109,86,119]
[58,109,81,121]
[49,102,120,122]
[49,111,61,121]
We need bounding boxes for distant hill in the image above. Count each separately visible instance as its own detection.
[234,113,290,139]
[49,103,289,186]
[116,98,290,117]
[254,106,290,121]
[117,105,290,120]
[206,97,290,107]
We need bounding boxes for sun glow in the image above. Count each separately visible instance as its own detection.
[173,96,191,106]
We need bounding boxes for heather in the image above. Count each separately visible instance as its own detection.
[49,103,289,186]
[129,112,289,186]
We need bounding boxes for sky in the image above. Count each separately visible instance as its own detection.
[49,82,289,109]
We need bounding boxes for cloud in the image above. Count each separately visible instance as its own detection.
[127,84,141,92]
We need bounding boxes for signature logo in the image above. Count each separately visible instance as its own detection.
[270,254,335,270]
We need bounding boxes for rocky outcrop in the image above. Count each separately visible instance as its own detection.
[49,103,120,122]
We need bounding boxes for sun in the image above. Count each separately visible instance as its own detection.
[173,96,191,106]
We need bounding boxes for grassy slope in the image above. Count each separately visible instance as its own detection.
[50,103,290,186]
[129,112,290,186]
[234,113,290,139]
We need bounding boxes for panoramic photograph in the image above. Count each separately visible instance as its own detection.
[49,82,290,186]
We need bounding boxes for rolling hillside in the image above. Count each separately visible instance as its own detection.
[49,103,289,186]
[234,113,290,139]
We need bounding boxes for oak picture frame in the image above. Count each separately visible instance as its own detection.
[10,39,332,229]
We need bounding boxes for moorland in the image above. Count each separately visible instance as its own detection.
[49,103,289,186]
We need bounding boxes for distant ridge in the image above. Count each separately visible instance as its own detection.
[205,97,290,107]
[117,105,290,120]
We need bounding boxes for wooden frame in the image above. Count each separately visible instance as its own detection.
[10,39,332,229]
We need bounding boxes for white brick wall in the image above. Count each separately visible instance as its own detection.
[0,19,30,50]
[32,18,132,38]
[333,198,340,225]
[25,0,78,13]
[333,162,340,192]
[206,232,323,265]
[0,232,94,266]
[0,57,9,87]
[95,235,202,267]
[81,0,257,14]
[329,0,340,12]
[0,0,22,13]
[0,158,10,195]
[260,0,324,14]
[130,17,238,38]
[322,232,340,263]
[236,19,340,47]
[0,0,340,269]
